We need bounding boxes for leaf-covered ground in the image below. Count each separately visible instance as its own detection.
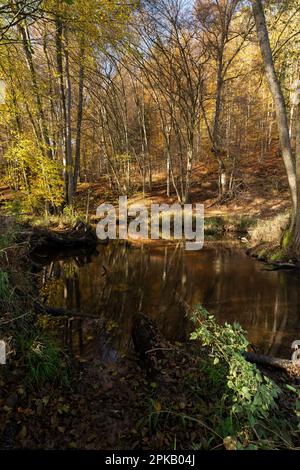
[1,335,299,450]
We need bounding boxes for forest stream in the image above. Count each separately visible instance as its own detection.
[39,241,300,362]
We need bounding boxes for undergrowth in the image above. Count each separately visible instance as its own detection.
[142,306,299,450]
[189,305,299,449]
[16,330,70,389]
[0,241,69,391]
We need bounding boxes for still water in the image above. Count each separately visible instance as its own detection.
[40,242,300,360]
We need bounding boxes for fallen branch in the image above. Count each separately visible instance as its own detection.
[269,262,298,271]
[244,351,300,373]
[34,302,100,319]
[29,221,98,255]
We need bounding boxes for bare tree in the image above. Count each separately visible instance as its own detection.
[129,0,206,203]
[196,0,253,195]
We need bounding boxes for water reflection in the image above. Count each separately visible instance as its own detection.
[40,242,300,360]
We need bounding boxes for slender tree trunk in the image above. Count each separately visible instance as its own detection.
[251,0,297,211]
[184,136,194,204]
[166,150,170,197]
[18,22,53,160]
[43,30,57,157]
[64,28,73,204]
[140,90,150,191]
[55,17,73,204]
[74,51,84,193]
[8,66,21,134]
[55,16,69,203]
[293,83,300,253]
[213,50,223,151]
[213,47,227,195]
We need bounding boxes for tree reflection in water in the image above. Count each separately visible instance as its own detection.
[40,242,300,361]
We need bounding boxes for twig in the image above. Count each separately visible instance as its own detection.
[0,241,27,253]
[145,347,174,354]
[0,312,29,325]
[85,188,91,223]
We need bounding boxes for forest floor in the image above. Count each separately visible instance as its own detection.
[0,145,290,221]
[71,148,291,220]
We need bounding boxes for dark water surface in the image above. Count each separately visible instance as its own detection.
[40,241,300,360]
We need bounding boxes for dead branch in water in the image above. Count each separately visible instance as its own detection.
[244,351,300,374]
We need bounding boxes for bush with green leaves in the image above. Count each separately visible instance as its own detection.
[190,305,280,420]
[286,385,300,431]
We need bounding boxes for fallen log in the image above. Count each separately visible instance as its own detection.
[269,262,298,271]
[34,302,100,319]
[34,303,67,317]
[29,221,99,255]
[244,351,300,373]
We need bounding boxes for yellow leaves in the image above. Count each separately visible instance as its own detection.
[34,396,50,416]
[16,407,34,416]
[57,402,70,415]
[4,135,64,210]
[106,320,119,332]
[112,283,129,292]
[17,425,27,440]
[223,436,237,450]
[154,401,161,412]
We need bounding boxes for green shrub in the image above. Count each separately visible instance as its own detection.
[281,228,293,249]
[190,305,280,420]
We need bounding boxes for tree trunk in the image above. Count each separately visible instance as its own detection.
[251,0,297,211]
[213,47,227,195]
[166,151,170,197]
[8,61,22,134]
[293,81,300,253]
[18,22,53,160]
[219,160,227,196]
[55,16,69,203]
[64,28,74,204]
[184,143,194,204]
